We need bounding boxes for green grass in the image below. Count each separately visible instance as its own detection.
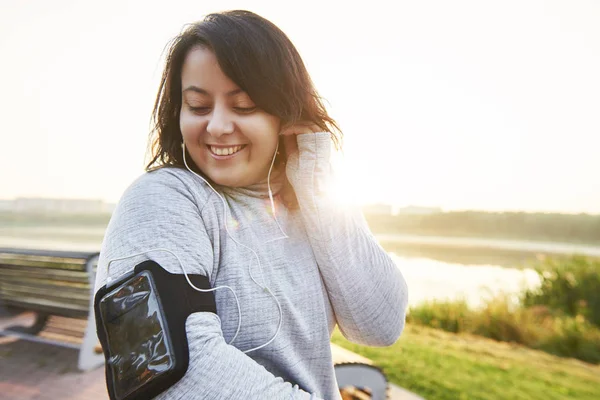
[331,324,600,400]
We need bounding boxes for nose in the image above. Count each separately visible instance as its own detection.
[206,106,235,138]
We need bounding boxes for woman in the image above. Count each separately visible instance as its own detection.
[95,10,408,400]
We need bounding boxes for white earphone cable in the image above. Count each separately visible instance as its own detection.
[181,141,285,353]
[106,248,242,346]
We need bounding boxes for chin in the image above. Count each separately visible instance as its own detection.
[210,173,248,188]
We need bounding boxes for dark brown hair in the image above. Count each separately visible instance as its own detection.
[146,10,342,205]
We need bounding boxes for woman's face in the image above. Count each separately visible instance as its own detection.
[180,46,281,187]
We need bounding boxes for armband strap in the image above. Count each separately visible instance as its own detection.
[94,260,216,400]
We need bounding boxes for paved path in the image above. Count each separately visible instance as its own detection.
[0,336,107,400]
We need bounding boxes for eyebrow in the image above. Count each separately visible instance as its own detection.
[182,86,244,96]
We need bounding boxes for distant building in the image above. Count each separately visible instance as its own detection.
[362,203,393,215]
[395,205,442,215]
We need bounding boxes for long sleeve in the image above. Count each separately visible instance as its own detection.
[94,169,321,400]
[286,133,409,346]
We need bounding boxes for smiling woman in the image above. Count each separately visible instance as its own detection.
[146,10,342,208]
[178,47,281,188]
[94,9,408,400]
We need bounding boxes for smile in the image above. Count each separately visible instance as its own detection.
[208,145,247,157]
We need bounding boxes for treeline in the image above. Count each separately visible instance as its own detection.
[364,211,600,245]
[2,209,600,245]
[0,211,112,227]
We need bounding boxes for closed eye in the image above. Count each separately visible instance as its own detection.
[233,107,257,114]
[189,106,211,115]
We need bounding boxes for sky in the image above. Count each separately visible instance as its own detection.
[0,0,599,213]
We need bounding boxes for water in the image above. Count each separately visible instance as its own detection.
[392,253,540,308]
[376,233,600,258]
[3,226,597,308]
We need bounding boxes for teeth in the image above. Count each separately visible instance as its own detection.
[210,145,243,156]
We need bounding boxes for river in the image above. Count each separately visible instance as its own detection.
[3,226,598,308]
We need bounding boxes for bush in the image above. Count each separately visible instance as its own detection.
[521,255,600,327]
[473,293,529,343]
[407,299,471,333]
[407,295,600,364]
[409,296,540,345]
[537,315,600,364]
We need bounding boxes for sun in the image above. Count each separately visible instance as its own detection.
[325,157,372,208]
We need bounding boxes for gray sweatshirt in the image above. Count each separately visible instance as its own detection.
[94,132,409,400]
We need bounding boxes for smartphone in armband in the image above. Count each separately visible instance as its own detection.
[95,260,216,400]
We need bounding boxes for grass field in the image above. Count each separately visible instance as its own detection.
[331,324,600,400]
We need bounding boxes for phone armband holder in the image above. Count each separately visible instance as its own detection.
[94,260,216,400]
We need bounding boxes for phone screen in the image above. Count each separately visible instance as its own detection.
[99,271,175,400]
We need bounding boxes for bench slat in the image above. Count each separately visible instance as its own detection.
[0,257,88,271]
[1,285,90,302]
[0,275,90,289]
[0,266,89,283]
[39,330,84,345]
[45,324,86,339]
[0,248,99,259]
[3,298,88,318]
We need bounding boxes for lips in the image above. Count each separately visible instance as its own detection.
[208,145,247,156]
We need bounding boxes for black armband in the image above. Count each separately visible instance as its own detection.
[94,260,216,400]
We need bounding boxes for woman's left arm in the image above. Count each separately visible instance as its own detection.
[284,129,409,347]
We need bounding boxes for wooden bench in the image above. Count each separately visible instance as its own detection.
[0,248,103,371]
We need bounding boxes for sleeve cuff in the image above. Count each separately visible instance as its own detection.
[296,132,332,163]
